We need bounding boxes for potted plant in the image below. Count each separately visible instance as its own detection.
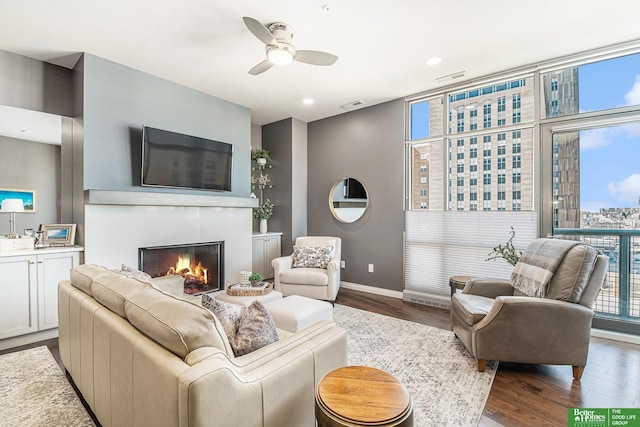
[254,199,274,233]
[248,272,263,286]
[251,148,271,166]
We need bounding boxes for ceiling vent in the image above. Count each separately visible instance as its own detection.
[435,71,466,83]
[340,100,366,109]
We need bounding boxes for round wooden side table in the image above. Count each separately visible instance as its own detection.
[316,365,413,427]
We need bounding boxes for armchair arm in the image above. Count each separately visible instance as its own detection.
[473,297,595,366]
[463,277,514,298]
[325,259,341,300]
[271,256,293,291]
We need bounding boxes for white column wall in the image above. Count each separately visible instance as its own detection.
[84,205,253,284]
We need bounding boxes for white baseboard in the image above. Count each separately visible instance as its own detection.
[340,281,404,299]
[0,329,58,351]
[591,328,640,345]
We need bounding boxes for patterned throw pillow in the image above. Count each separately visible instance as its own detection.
[117,264,154,283]
[201,293,242,340]
[230,300,279,357]
[292,246,334,269]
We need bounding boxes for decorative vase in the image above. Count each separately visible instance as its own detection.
[257,158,267,166]
[259,218,268,233]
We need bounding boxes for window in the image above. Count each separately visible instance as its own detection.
[483,173,491,185]
[513,155,521,168]
[483,101,491,128]
[498,145,506,155]
[409,99,431,140]
[457,177,464,186]
[420,177,427,184]
[513,172,521,183]
[513,142,521,153]
[420,165,427,172]
[483,158,491,171]
[497,96,506,112]
[457,164,464,173]
[470,164,478,172]
[498,157,506,169]
[420,188,427,196]
[470,147,477,158]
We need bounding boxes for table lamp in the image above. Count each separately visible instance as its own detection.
[1,198,25,239]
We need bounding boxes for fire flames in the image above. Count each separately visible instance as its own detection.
[166,254,208,294]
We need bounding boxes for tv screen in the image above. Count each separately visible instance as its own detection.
[141,126,233,191]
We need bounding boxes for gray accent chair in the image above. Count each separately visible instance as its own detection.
[451,239,609,380]
[272,236,341,302]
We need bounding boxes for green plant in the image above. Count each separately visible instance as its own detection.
[251,148,271,162]
[253,199,274,220]
[248,272,263,283]
[486,226,522,266]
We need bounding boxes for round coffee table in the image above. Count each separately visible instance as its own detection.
[316,365,413,427]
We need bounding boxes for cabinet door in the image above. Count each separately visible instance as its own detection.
[264,236,281,279]
[37,252,80,330]
[252,237,266,278]
[0,255,37,339]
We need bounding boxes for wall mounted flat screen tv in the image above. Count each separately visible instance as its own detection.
[141,126,233,191]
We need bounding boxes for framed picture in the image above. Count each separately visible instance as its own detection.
[39,224,76,247]
[0,187,36,212]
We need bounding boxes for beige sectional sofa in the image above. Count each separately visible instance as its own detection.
[58,264,348,427]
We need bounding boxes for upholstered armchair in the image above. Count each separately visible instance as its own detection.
[272,236,342,301]
[451,238,609,380]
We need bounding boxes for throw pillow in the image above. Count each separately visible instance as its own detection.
[292,246,334,269]
[201,293,242,340]
[116,264,154,283]
[230,300,279,357]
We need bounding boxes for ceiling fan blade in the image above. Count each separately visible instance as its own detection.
[243,17,276,46]
[295,50,338,66]
[249,60,274,75]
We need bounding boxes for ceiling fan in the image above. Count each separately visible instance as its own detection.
[243,16,338,75]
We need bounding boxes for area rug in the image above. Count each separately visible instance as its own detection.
[332,304,497,427]
[0,346,95,426]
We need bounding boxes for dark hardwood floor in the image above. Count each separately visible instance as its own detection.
[2,287,639,426]
[334,288,640,427]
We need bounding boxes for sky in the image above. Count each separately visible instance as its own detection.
[578,54,640,212]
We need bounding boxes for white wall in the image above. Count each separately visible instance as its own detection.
[84,204,253,284]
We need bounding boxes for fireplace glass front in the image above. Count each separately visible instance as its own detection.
[139,241,224,294]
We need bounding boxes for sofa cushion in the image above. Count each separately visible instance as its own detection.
[292,246,334,269]
[201,293,242,340]
[280,267,329,286]
[91,271,154,318]
[451,294,495,326]
[70,264,110,296]
[230,300,279,357]
[546,244,598,302]
[125,287,231,359]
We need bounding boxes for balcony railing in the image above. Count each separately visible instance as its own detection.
[554,228,640,333]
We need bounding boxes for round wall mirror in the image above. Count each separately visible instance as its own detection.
[329,178,369,223]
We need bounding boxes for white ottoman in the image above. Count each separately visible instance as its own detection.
[264,295,333,333]
[215,289,283,307]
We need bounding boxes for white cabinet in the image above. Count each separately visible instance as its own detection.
[252,233,282,279]
[0,247,82,341]
[0,255,38,339]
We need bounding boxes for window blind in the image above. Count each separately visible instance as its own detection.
[404,210,538,307]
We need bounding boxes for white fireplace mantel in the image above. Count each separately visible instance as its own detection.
[84,189,259,208]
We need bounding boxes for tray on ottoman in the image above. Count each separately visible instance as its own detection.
[226,282,273,296]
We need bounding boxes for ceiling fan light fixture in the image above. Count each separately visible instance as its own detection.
[267,46,294,65]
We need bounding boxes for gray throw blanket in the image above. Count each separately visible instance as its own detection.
[511,239,581,297]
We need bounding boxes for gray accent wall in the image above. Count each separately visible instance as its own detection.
[262,118,308,255]
[0,136,61,235]
[0,49,73,116]
[79,54,251,197]
[307,99,405,291]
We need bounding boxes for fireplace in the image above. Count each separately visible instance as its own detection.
[139,241,224,294]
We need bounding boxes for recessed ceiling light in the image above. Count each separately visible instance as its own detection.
[302,98,314,105]
[19,129,32,133]
[425,57,442,66]
[322,4,332,13]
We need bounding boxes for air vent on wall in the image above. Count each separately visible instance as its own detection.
[435,71,466,83]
